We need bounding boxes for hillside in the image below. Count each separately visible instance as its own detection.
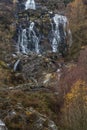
[0,0,87,130]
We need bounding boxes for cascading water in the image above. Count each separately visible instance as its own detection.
[21,29,28,54]
[17,22,40,54]
[13,59,20,71]
[0,120,8,130]
[16,25,28,54]
[16,0,72,55]
[28,22,40,54]
[25,0,36,10]
[51,14,69,53]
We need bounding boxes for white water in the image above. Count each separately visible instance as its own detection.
[51,14,68,52]
[17,28,28,54]
[0,120,8,130]
[21,29,28,54]
[29,22,40,54]
[17,14,72,54]
[17,22,40,54]
[0,120,5,126]
[17,1,72,55]
[25,0,36,10]
[13,59,20,71]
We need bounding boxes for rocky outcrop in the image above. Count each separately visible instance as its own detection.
[5,52,62,86]
[13,0,72,56]
[3,107,58,130]
[24,107,58,130]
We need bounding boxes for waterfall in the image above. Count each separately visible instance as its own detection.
[51,14,69,53]
[21,29,28,54]
[28,22,40,53]
[51,18,60,52]
[25,0,36,10]
[0,120,8,130]
[17,26,28,54]
[16,1,72,55]
[13,59,20,71]
[17,22,40,54]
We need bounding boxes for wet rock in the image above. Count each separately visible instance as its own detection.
[0,120,8,130]
[14,0,72,56]
[13,59,22,72]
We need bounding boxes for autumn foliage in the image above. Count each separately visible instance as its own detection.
[65,0,87,59]
[57,47,87,98]
[61,80,87,130]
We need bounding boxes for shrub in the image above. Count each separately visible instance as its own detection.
[61,80,87,130]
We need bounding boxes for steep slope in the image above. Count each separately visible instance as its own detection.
[0,0,15,59]
[0,1,87,130]
[66,0,87,59]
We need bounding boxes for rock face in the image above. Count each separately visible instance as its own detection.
[14,0,72,55]
[9,52,61,86]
